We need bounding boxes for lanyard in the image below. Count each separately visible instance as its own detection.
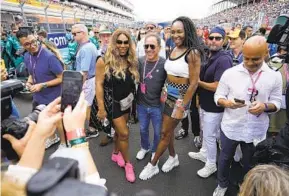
[142,58,159,83]
[29,47,43,84]
[249,71,262,92]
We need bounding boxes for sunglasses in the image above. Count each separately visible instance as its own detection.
[208,36,223,41]
[140,32,146,35]
[72,31,82,36]
[116,40,129,45]
[94,32,99,34]
[146,27,155,30]
[23,39,38,48]
[144,44,156,50]
[229,37,238,41]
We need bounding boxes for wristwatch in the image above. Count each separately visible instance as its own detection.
[42,83,48,89]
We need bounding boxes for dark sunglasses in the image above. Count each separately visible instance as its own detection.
[72,31,82,36]
[146,27,155,30]
[144,44,156,50]
[94,32,99,34]
[116,40,129,45]
[140,32,146,35]
[208,36,223,41]
[23,39,38,48]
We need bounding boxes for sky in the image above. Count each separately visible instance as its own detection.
[131,0,215,22]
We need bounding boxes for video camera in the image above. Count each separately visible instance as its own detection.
[267,14,289,64]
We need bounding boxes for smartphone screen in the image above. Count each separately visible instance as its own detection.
[61,71,83,112]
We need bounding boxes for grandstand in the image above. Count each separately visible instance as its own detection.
[1,0,135,33]
[197,0,289,28]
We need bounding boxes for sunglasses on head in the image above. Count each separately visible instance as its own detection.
[144,44,156,50]
[208,36,223,41]
[116,40,129,45]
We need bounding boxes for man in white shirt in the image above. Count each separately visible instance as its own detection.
[213,36,282,196]
[136,22,166,59]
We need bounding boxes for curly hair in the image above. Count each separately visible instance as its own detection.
[239,164,289,196]
[104,29,139,83]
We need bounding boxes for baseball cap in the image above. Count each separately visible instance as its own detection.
[99,25,112,35]
[228,29,247,39]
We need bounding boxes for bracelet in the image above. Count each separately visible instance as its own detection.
[66,128,86,141]
[69,137,87,146]
[264,103,269,112]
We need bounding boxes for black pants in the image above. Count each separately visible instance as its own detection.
[181,94,200,136]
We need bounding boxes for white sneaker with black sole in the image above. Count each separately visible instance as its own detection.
[197,162,217,178]
[161,154,179,173]
[136,148,150,160]
[188,151,207,163]
[139,162,159,180]
[213,186,227,196]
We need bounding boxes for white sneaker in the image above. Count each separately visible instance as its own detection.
[139,162,159,180]
[213,186,227,196]
[188,151,206,163]
[58,143,67,150]
[45,135,60,149]
[151,153,155,161]
[136,148,150,160]
[161,154,179,173]
[197,163,217,178]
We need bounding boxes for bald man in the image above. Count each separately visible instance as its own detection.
[212,36,282,196]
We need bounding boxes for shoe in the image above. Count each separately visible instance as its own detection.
[99,136,113,146]
[193,136,202,149]
[188,151,206,163]
[86,130,99,139]
[161,154,179,173]
[125,163,136,183]
[175,129,188,140]
[151,153,155,161]
[136,148,150,160]
[45,135,60,149]
[111,152,125,167]
[58,143,67,149]
[197,163,217,178]
[139,162,159,180]
[213,186,227,196]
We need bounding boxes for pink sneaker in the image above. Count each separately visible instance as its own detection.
[125,163,135,183]
[111,152,125,167]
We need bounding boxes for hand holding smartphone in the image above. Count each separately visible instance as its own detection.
[234,98,245,104]
[61,71,83,112]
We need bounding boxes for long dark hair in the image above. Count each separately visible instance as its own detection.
[172,16,204,56]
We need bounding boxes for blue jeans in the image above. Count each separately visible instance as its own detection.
[137,104,162,152]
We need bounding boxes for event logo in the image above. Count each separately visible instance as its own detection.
[47,33,68,49]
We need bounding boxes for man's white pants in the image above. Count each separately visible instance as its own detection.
[200,107,223,164]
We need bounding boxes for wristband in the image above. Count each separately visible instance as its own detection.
[264,103,269,112]
[71,142,89,149]
[69,137,87,147]
[66,128,86,141]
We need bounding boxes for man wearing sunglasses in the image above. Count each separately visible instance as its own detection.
[136,22,166,59]
[213,36,282,196]
[136,34,166,161]
[17,28,66,149]
[189,26,233,179]
[72,24,99,139]
[89,27,100,50]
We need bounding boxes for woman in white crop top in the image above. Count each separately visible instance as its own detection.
[139,16,204,180]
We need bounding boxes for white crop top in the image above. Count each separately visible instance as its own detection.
[164,49,190,78]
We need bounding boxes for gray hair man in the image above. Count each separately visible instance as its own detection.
[72,24,99,138]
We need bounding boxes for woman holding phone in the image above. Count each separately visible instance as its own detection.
[95,29,139,183]
[139,16,203,180]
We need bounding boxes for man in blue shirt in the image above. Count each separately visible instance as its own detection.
[72,24,99,138]
[228,29,246,66]
[17,29,66,149]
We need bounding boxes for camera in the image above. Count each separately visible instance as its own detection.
[1,105,46,160]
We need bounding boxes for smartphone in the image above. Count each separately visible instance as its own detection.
[61,71,83,112]
[234,98,245,104]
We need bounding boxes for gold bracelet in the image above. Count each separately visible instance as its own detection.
[71,142,89,149]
